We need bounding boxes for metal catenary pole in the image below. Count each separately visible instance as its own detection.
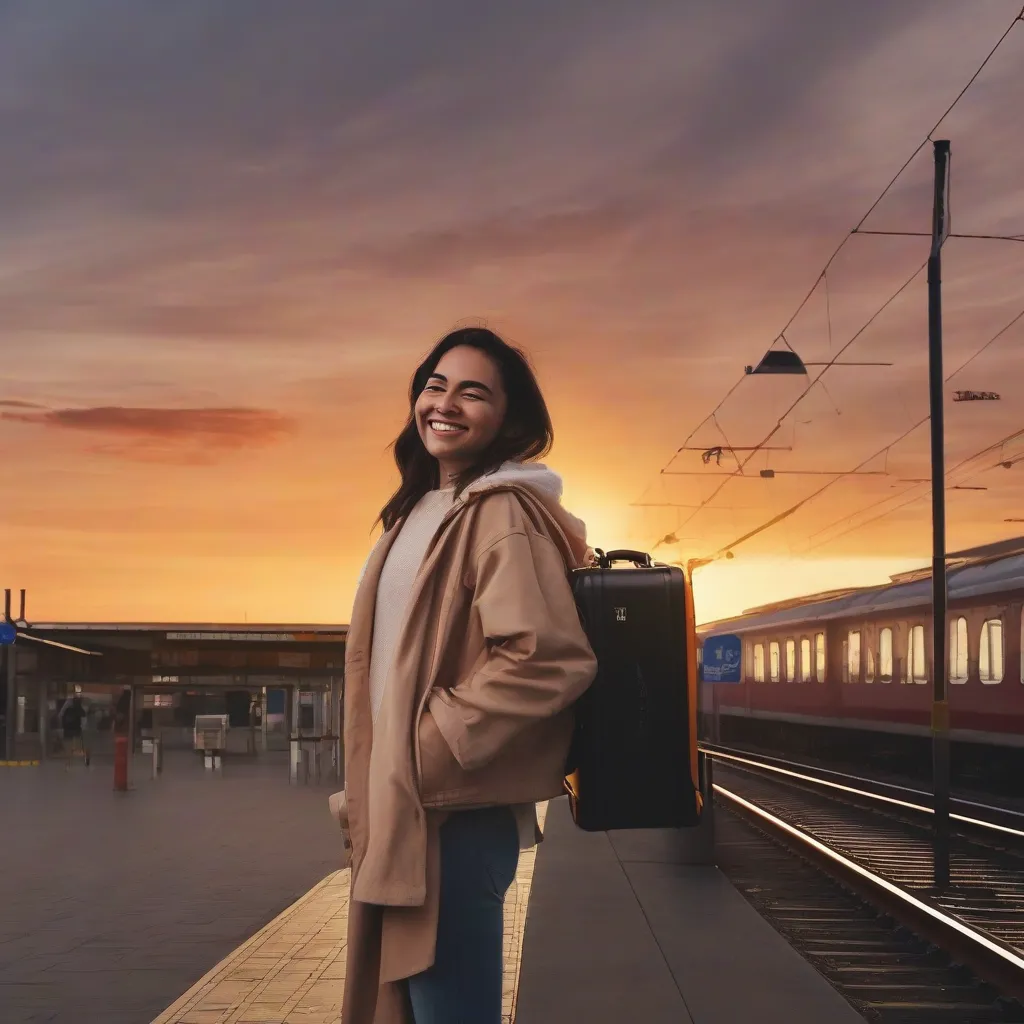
[928,139,951,892]
[3,589,15,760]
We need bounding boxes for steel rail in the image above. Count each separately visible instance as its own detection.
[702,743,1024,837]
[715,780,1024,1002]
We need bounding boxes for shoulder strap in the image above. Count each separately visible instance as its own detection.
[503,486,580,570]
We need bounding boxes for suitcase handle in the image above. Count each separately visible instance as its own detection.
[596,548,653,569]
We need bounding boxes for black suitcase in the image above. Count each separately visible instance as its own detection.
[564,549,702,831]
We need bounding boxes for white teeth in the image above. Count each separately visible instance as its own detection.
[429,421,465,433]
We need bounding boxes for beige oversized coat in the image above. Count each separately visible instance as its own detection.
[338,473,597,1024]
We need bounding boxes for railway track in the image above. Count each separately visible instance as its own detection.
[706,743,1024,837]
[705,747,1024,1021]
[716,807,1023,1023]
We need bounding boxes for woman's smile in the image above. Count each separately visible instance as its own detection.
[427,419,468,435]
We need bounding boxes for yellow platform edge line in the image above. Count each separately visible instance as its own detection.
[149,868,343,1024]
[0,760,40,766]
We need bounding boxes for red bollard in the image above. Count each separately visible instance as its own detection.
[113,735,128,791]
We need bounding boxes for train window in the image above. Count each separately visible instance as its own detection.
[754,643,765,682]
[815,632,825,682]
[879,627,893,683]
[846,631,861,683]
[865,643,875,684]
[785,639,796,682]
[769,641,780,682]
[800,638,812,681]
[744,642,753,682]
[908,625,927,683]
[950,617,968,684]
[979,618,1004,684]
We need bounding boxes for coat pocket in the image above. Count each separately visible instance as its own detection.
[417,708,465,805]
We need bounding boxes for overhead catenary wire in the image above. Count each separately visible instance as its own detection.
[659,260,927,547]
[804,450,1019,555]
[949,305,1024,380]
[631,502,759,509]
[660,240,1022,551]
[702,298,1024,561]
[806,423,1024,546]
[649,4,1024,482]
[854,230,1024,243]
[640,6,1024,550]
[663,469,888,477]
[847,5,1024,232]
[792,300,1024,549]
[805,424,1024,553]
[711,414,746,475]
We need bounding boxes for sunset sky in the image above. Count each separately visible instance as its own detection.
[3,1,1024,626]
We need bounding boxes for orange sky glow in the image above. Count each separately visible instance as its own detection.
[3,2,1024,628]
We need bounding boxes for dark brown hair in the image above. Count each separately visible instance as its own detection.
[378,327,553,530]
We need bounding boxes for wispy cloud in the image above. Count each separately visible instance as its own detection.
[2,405,295,463]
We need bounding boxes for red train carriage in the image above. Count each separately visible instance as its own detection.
[697,537,1024,752]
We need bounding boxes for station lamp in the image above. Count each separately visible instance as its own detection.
[744,349,808,375]
[745,347,891,376]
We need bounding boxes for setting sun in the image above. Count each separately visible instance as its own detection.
[688,555,923,626]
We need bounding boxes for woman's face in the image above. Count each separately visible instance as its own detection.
[414,345,508,481]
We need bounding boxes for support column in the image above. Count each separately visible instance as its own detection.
[128,685,138,757]
[289,685,301,784]
[330,675,343,783]
[3,645,16,760]
[928,140,952,893]
[260,685,268,754]
[38,679,48,761]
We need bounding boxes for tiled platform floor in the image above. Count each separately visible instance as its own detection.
[0,751,341,1024]
[152,804,548,1024]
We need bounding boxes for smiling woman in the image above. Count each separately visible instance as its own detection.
[340,325,596,1024]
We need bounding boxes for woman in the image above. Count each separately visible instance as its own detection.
[336,326,597,1023]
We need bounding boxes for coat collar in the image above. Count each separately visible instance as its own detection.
[347,480,581,666]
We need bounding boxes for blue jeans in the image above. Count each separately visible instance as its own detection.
[407,806,520,1024]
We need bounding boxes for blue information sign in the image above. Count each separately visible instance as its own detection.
[702,633,742,683]
[0,622,16,645]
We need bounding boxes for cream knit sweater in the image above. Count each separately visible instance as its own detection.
[368,486,455,723]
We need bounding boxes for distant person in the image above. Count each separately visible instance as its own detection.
[335,327,597,1023]
[111,689,132,747]
[60,696,87,767]
[248,695,262,754]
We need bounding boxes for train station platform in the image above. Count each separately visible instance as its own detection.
[150,806,546,1023]
[515,798,863,1024]
[149,797,864,1024]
